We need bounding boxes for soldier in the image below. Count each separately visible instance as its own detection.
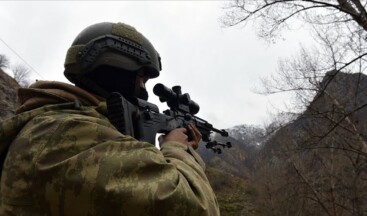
[0,22,220,215]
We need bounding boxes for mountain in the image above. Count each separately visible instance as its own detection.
[261,71,367,156]
[0,68,19,121]
[198,124,266,178]
[227,124,265,146]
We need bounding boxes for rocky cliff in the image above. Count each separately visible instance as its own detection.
[0,68,19,121]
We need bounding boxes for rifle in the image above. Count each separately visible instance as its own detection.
[106,83,231,154]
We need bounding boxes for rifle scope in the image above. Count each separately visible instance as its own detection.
[153,83,200,115]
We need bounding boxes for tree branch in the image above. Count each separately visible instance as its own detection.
[292,162,332,216]
[337,0,367,31]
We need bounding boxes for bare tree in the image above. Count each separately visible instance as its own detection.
[0,54,9,69]
[12,63,31,87]
[222,0,367,110]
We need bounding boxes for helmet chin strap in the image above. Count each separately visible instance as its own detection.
[134,69,149,100]
[133,74,141,98]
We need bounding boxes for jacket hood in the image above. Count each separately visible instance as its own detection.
[17,81,102,113]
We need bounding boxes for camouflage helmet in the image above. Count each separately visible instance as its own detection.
[64,22,162,86]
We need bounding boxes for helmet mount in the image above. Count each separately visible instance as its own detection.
[76,35,152,70]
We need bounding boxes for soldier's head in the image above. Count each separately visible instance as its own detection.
[64,22,161,100]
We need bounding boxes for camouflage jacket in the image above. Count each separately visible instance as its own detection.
[0,81,219,216]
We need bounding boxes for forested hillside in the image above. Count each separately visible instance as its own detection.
[251,71,367,215]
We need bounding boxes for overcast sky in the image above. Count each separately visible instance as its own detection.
[0,1,313,129]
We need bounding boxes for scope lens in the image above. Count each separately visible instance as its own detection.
[153,83,175,101]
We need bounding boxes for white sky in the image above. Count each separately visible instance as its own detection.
[0,1,313,129]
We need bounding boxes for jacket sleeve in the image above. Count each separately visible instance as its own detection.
[1,107,220,216]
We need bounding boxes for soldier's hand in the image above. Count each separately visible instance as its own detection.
[159,124,202,149]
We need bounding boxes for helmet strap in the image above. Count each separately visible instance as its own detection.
[133,69,145,97]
